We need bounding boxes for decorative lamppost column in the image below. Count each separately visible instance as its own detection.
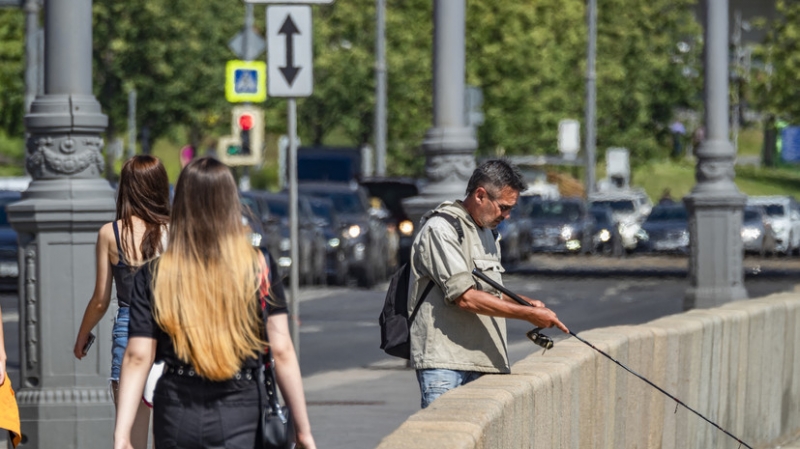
[684,0,747,309]
[403,0,477,221]
[7,0,116,446]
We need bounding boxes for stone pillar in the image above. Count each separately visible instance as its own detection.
[6,0,116,447]
[403,0,477,222]
[684,0,747,309]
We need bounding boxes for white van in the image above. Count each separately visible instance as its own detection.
[746,196,800,255]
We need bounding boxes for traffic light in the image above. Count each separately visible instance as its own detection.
[218,106,264,167]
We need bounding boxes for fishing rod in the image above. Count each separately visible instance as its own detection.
[471,268,753,449]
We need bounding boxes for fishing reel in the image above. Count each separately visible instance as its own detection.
[526,327,554,350]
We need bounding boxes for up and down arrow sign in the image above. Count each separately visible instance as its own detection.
[267,6,313,97]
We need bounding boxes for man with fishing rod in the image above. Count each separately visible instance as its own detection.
[407,159,569,409]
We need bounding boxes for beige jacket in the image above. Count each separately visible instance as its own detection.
[408,201,510,373]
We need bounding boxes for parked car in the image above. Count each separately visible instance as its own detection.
[359,177,419,267]
[261,192,327,285]
[589,189,652,251]
[0,190,21,290]
[240,191,283,265]
[497,200,532,263]
[741,206,776,256]
[298,182,389,287]
[635,203,689,253]
[589,204,624,256]
[528,198,595,254]
[746,196,800,255]
[307,197,350,285]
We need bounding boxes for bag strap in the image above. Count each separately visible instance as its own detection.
[258,303,288,419]
[407,211,464,325]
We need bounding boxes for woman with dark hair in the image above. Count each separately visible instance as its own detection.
[114,157,316,449]
[74,155,170,449]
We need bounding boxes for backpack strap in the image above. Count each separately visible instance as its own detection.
[408,210,464,325]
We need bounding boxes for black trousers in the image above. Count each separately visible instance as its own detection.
[153,372,260,449]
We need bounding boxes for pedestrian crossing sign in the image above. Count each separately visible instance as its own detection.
[225,60,267,103]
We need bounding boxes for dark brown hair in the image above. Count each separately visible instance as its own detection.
[168,157,244,261]
[116,155,170,264]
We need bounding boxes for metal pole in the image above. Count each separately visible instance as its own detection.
[127,89,136,158]
[374,0,387,176]
[732,10,741,153]
[288,98,300,355]
[240,2,254,191]
[23,0,39,113]
[585,0,597,195]
[684,0,747,309]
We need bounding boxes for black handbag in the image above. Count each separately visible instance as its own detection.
[257,303,296,449]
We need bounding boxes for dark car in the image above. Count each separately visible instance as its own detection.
[589,204,624,256]
[359,178,420,267]
[0,190,21,290]
[635,204,690,253]
[298,182,388,287]
[256,192,327,285]
[497,200,532,264]
[528,198,595,254]
[240,192,284,274]
[307,197,350,285]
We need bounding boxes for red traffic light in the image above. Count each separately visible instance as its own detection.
[238,113,254,131]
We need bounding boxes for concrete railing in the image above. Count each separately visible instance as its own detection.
[376,293,800,449]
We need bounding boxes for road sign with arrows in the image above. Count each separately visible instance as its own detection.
[267,5,313,97]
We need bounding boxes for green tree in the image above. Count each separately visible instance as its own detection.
[0,8,25,138]
[752,0,800,121]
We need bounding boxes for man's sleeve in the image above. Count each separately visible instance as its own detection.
[416,217,474,304]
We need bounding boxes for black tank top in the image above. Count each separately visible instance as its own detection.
[112,221,135,308]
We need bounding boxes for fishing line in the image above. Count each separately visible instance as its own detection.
[471,268,753,449]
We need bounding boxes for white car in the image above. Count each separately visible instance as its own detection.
[589,189,653,250]
[746,196,800,255]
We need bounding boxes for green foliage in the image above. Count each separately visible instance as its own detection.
[0,9,25,138]
[752,0,800,121]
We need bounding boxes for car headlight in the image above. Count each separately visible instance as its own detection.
[560,225,574,240]
[620,221,640,238]
[279,238,291,252]
[398,220,414,236]
[635,229,649,242]
[327,237,340,248]
[772,224,786,235]
[250,232,263,247]
[741,227,761,240]
[346,224,362,238]
[598,229,611,242]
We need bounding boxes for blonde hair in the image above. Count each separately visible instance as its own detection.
[152,158,264,381]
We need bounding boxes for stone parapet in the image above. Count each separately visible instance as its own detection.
[376,292,800,449]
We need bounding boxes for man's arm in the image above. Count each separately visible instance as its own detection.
[455,287,569,333]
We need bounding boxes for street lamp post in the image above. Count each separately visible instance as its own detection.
[684,0,747,309]
[402,0,477,221]
[6,0,117,446]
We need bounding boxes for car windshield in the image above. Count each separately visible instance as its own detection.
[310,202,334,221]
[265,200,289,218]
[763,204,785,217]
[646,206,688,222]
[743,209,761,222]
[309,191,366,215]
[530,202,582,221]
[590,209,612,225]
[591,200,635,213]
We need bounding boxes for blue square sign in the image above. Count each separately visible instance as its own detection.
[225,60,267,103]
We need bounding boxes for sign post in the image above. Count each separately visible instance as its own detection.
[266,4,316,354]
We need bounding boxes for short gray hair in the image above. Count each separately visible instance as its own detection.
[465,159,527,196]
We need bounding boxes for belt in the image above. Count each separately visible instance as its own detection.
[164,364,259,381]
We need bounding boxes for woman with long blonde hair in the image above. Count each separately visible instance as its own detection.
[74,155,170,449]
[114,157,316,449]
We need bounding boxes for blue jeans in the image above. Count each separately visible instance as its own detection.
[110,307,130,382]
[416,369,483,408]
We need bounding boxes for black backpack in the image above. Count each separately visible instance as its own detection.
[379,211,463,359]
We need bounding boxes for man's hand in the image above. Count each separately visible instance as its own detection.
[526,307,569,334]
